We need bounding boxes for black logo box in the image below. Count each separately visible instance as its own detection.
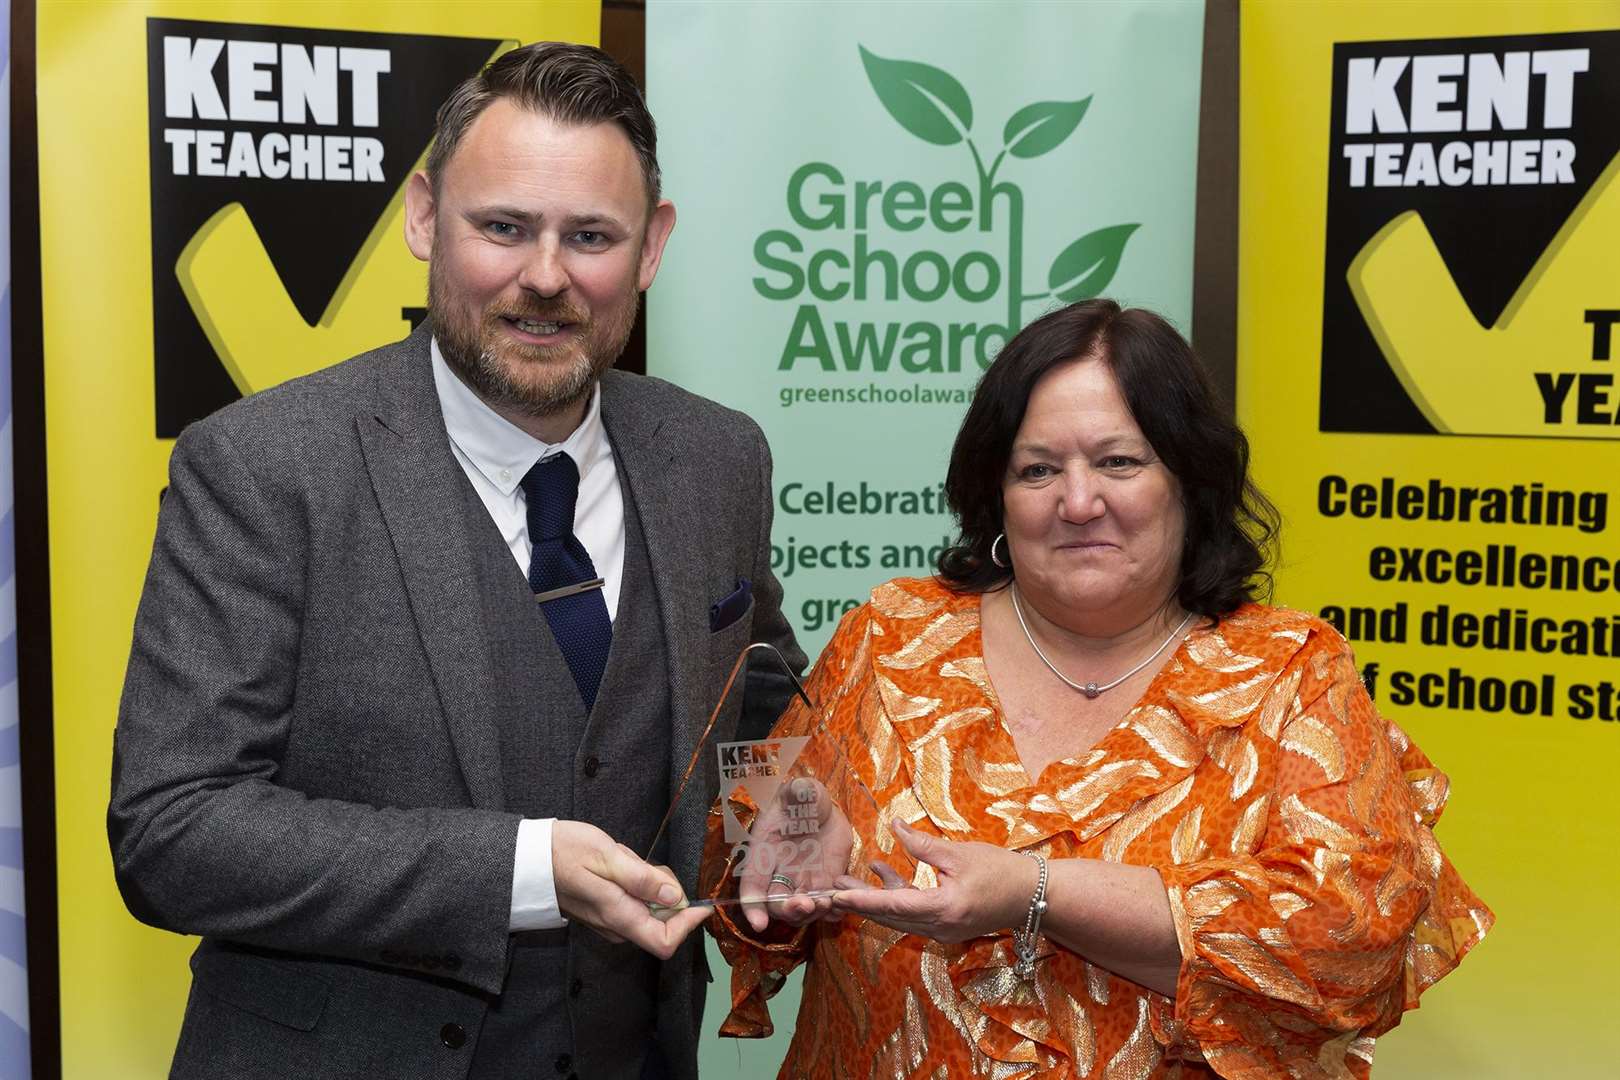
[146,18,500,437]
[1318,29,1619,436]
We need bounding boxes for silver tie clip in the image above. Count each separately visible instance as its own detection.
[533,577,606,604]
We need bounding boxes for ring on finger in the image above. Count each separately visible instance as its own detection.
[768,873,797,890]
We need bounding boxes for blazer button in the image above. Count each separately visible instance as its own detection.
[554,1052,573,1072]
[582,756,600,778]
[440,1023,466,1049]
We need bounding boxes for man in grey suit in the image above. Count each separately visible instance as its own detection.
[109,42,803,1080]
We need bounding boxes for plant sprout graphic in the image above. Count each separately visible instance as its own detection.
[859,46,1139,329]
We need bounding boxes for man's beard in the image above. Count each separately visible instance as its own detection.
[428,260,639,418]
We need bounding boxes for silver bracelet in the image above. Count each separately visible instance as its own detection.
[1012,851,1048,981]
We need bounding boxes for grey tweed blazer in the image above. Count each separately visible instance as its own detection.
[108,324,803,1079]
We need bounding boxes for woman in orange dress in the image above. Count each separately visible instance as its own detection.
[703,300,1490,1079]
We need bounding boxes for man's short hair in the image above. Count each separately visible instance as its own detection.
[426,41,660,206]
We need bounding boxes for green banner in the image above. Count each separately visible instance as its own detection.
[648,1,1206,1068]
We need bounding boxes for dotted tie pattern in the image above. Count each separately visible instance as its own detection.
[521,453,613,711]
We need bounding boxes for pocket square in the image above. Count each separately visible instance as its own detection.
[709,578,752,632]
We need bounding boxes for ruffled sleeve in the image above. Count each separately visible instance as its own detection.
[701,603,876,1038]
[1152,627,1492,1077]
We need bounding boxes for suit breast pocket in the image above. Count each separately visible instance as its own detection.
[707,595,755,675]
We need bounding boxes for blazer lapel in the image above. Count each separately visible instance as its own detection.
[598,372,712,875]
[356,330,506,811]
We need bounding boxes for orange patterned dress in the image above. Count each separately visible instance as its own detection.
[703,577,1490,1079]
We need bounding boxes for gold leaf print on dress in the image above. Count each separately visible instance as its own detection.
[1280,794,1356,849]
[1258,925,1291,951]
[870,580,946,620]
[1413,822,1444,879]
[1055,759,1161,821]
[877,609,979,671]
[1405,768,1449,826]
[940,655,996,698]
[1078,810,1128,842]
[1311,848,1371,945]
[866,699,903,789]
[1205,727,1241,771]
[876,673,943,724]
[1258,666,1302,741]
[1281,714,1346,783]
[905,706,995,753]
[838,621,876,699]
[1313,1031,1363,1080]
[818,930,872,1041]
[1128,705,1203,768]
[1270,890,1311,921]
[963,744,1027,798]
[1167,670,1276,725]
[867,987,929,1080]
[920,945,995,1074]
[1201,932,1322,1008]
[1085,961,1112,1005]
[1413,940,1454,986]
[1005,1036,1041,1064]
[1383,717,1411,757]
[1034,971,1097,1075]
[859,921,906,983]
[1375,861,1421,918]
[1184,878,1249,927]
[985,797,1027,840]
[1102,775,1195,863]
[1170,804,1206,865]
[1230,793,1272,853]
[1102,996,1162,1080]
[1229,738,1259,800]
[1303,940,1403,986]
[914,738,973,832]
[962,963,1020,1006]
[1183,627,1265,672]
[1341,753,1382,837]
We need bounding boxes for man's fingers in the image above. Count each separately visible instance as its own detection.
[602,846,683,906]
[614,894,710,958]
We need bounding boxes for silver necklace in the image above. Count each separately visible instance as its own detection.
[1009,584,1196,699]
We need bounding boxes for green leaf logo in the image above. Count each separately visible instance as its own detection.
[1048,223,1140,302]
[1002,97,1092,159]
[858,46,973,146]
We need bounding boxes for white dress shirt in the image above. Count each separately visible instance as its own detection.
[430,339,626,931]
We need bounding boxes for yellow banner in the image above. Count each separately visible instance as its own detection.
[37,3,598,1074]
[1240,2,1620,1074]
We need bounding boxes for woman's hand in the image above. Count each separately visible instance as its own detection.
[737,777,856,932]
[830,821,1036,944]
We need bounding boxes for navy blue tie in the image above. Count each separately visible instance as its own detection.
[522,454,612,711]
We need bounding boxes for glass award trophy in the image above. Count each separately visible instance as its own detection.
[648,642,915,917]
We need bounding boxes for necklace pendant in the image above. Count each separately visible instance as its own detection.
[1083,682,1100,699]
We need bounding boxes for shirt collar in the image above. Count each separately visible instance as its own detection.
[429,337,608,498]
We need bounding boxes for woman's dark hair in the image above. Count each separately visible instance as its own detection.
[936,299,1279,620]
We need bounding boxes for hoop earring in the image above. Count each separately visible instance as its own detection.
[990,533,1010,569]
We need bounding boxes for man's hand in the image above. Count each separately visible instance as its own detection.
[552,821,710,959]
